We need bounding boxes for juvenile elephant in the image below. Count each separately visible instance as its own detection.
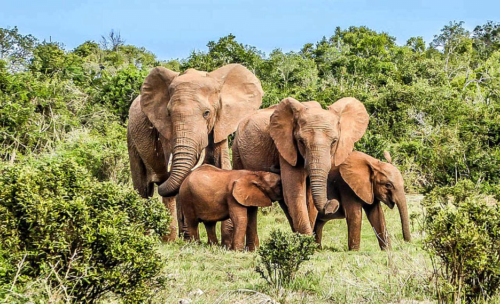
[232,97,369,235]
[177,165,282,251]
[127,64,263,240]
[314,151,411,250]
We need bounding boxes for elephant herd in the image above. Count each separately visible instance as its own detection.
[127,64,411,251]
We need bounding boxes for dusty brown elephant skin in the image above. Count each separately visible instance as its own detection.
[232,97,369,235]
[314,151,411,251]
[177,165,282,251]
[127,64,263,241]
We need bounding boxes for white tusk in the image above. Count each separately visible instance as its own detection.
[191,149,206,171]
[167,153,173,173]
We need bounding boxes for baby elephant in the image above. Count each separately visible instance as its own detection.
[177,165,282,251]
[315,151,411,251]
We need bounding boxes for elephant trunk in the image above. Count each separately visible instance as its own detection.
[158,135,200,197]
[308,150,338,215]
[396,194,411,242]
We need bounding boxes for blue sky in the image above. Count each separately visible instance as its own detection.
[1,0,498,60]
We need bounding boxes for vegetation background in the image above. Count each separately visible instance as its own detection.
[1,21,499,302]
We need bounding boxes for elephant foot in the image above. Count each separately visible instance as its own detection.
[245,245,257,252]
[324,199,340,215]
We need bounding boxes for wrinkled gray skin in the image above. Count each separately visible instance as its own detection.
[232,97,369,236]
[314,151,411,250]
[127,64,263,241]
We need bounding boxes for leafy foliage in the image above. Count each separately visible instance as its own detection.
[97,65,148,121]
[1,20,500,301]
[255,229,317,288]
[422,180,500,302]
[0,156,170,303]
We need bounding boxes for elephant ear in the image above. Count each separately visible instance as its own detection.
[232,175,272,207]
[339,152,374,204]
[209,64,264,143]
[140,67,179,139]
[269,97,307,166]
[328,97,369,166]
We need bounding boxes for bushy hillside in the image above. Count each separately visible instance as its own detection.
[2,23,500,193]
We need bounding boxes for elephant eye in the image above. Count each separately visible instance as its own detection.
[203,110,210,118]
[385,183,393,189]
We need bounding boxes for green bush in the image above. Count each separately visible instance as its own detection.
[255,229,317,289]
[0,156,170,303]
[422,180,500,302]
[55,122,130,184]
[97,65,147,122]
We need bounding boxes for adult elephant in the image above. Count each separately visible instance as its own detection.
[314,151,411,250]
[127,64,263,241]
[232,97,369,235]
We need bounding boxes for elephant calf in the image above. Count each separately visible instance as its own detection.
[177,165,282,251]
[315,151,411,251]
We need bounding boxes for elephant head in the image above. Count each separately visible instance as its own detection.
[339,151,411,242]
[232,172,282,207]
[140,64,263,196]
[269,97,369,215]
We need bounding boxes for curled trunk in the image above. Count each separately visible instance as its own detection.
[308,150,337,214]
[397,194,411,242]
[158,136,199,197]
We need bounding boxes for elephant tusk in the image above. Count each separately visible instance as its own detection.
[191,149,206,171]
[167,153,173,173]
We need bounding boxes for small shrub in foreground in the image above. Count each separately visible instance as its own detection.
[422,180,500,302]
[255,229,317,289]
[0,156,171,303]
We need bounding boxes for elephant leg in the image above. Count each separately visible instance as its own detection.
[162,196,178,242]
[204,222,219,246]
[363,203,390,250]
[176,199,189,240]
[245,207,259,251]
[306,183,318,229]
[279,156,312,235]
[188,225,200,243]
[185,217,200,243]
[278,200,296,232]
[228,198,248,251]
[231,141,243,170]
[215,138,235,247]
[220,222,233,249]
[128,143,154,198]
[313,219,327,248]
[344,199,363,251]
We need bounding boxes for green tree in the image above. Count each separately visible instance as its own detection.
[0,27,37,71]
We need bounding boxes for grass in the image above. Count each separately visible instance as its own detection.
[152,195,437,303]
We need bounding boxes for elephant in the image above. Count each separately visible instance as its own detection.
[232,97,369,236]
[314,151,411,251]
[127,64,263,241]
[177,165,282,251]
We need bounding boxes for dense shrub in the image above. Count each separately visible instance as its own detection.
[255,229,317,288]
[55,122,130,183]
[97,65,148,122]
[422,180,500,302]
[0,156,170,303]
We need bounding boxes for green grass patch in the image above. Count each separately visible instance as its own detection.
[152,195,439,303]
